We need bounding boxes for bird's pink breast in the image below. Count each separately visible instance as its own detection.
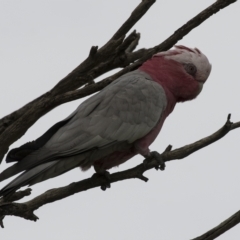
[94,93,175,171]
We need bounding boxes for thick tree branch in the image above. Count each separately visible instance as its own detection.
[191,210,240,240]
[0,116,239,226]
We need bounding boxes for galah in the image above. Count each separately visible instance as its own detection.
[0,45,211,196]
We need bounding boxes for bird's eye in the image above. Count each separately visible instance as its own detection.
[184,63,197,77]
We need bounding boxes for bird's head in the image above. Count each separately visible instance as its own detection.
[140,45,212,102]
[163,45,211,84]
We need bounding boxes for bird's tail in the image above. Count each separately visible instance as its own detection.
[0,156,87,197]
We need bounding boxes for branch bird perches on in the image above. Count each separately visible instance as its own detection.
[0,114,239,232]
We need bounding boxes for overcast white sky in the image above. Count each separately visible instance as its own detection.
[1,1,240,239]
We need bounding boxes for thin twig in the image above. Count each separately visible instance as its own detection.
[0,188,32,204]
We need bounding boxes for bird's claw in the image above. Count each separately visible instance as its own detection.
[143,151,165,171]
[152,151,165,171]
[92,171,111,191]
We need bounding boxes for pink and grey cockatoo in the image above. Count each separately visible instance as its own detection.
[0,45,211,196]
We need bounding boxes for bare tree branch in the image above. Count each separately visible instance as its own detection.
[191,210,240,240]
[0,0,236,162]
[0,115,239,225]
[0,189,32,204]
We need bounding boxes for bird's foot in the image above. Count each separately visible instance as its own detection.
[143,151,165,171]
[92,171,111,191]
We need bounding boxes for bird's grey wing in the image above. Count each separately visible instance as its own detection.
[33,70,167,159]
[0,70,167,182]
